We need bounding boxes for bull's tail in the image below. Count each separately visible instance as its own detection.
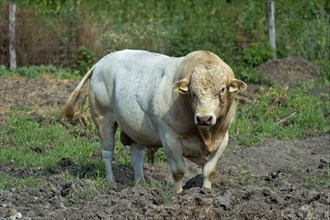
[61,65,95,119]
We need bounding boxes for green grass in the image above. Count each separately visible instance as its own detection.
[0,114,99,169]
[0,171,42,191]
[0,65,81,80]
[237,167,254,185]
[61,171,114,205]
[230,85,329,147]
[145,181,173,203]
[305,168,330,186]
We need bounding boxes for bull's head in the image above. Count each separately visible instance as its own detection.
[173,64,246,128]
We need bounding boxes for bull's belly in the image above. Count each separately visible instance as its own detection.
[115,113,161,147]
[119,124,161,147]
[117,114,211,165]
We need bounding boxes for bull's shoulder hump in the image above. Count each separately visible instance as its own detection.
[184,50,223,64]
[111,49,172,60]
[112,50,183,75]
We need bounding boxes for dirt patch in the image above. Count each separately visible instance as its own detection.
[0,76,78,115]
[0,75,329,219]
[255,57,320,87]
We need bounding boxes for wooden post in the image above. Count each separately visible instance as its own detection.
[9,2,17,69]
[266,0,276,58]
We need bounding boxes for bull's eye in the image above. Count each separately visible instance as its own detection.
[220,87,225,95]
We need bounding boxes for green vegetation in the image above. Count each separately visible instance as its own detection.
[0,171,41,190]
[62,173,114,205]
[305,168,330,186]
[230,86,329,147]
[0,0,329,82]
[0,114,99,169]
[146,181,173,203]
[237,167,254,185]
[74,46,95,76]
[0,64,80,79]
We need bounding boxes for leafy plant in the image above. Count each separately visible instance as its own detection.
[74,46,95,76]
[241,42,274,67]
[233,66,273,85]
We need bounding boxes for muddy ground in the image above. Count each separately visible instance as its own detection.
[0,61,329,220]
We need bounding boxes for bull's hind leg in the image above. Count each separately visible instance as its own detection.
[131,143,146,185]
[89,80,117,183]
[100,117,117,182]
[121,132,146,185]
[91,112,117,183]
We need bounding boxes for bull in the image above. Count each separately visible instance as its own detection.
[63,50,246,193]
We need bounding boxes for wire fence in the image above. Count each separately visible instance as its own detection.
[0,1,329,71]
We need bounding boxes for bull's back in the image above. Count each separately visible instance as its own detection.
[90,50,180,146]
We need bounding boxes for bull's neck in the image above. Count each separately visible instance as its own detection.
[178,93,195,121]
[198,101,236,154]
[198,127,215,153]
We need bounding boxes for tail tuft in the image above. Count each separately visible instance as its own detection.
[61,91,81,119]
[61,65,95,119]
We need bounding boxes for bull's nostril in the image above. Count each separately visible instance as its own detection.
[206,116,212,123]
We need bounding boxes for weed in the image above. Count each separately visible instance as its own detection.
[74,46,95,76]
[154,148,167,164]
[160,181,173,203]
[237,167,254,185]
[61,173,112,205]
[305,167,330,187]
[241,41,274,67]
[305,168,330,186]
[145,181,173,203]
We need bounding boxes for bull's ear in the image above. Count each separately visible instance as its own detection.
[229,79,247,93]
[172,79,189,94]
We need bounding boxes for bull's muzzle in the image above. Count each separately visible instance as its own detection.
[195,114,214,126]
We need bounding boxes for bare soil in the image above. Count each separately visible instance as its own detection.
[255,57,320,87]
[0,62,329,220]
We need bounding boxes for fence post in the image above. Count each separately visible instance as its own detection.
[266,0,276,58]
[9,2,17,69]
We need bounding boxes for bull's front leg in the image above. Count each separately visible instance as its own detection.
[202,132,229,189]
[160,130,186,193]
[170,158,185,193]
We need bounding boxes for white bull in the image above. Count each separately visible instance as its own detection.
[63,50,246,192]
